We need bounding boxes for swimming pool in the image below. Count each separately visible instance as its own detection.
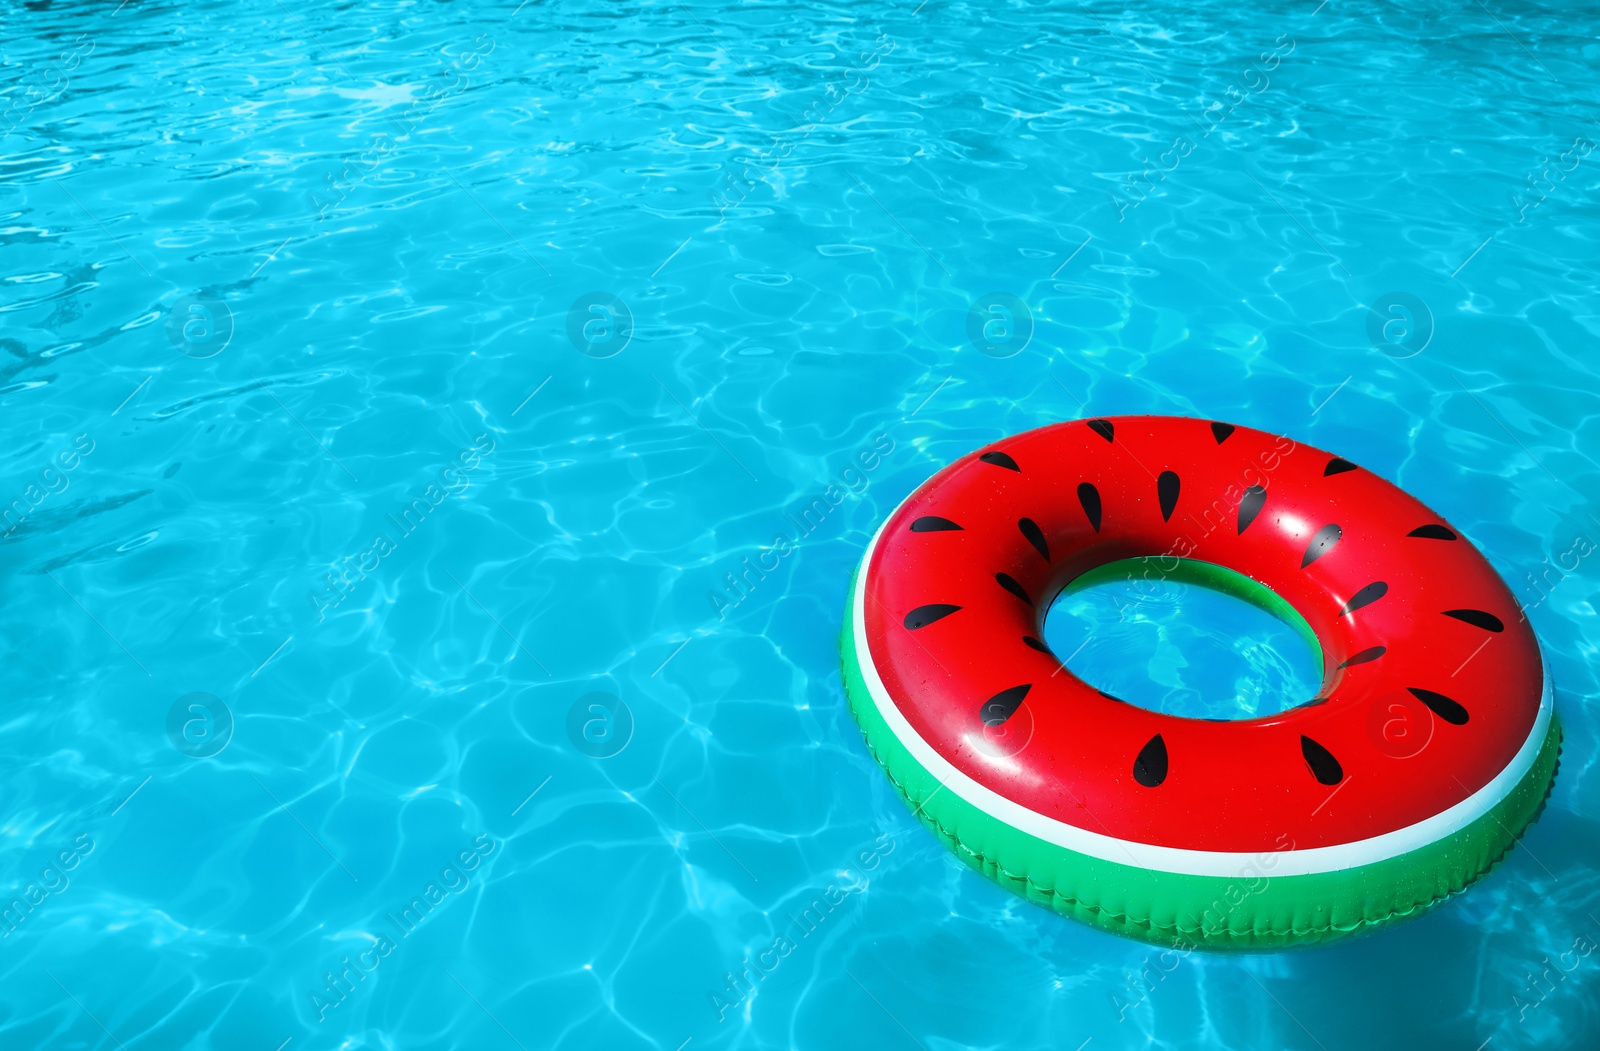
[2,0,1597,1047]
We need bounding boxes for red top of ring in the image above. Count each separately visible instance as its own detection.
[860,416,1541,852]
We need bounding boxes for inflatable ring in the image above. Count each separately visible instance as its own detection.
[841,416,1559,949]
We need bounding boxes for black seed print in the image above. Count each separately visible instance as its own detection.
[1211,422,1236,444]
[980,684,1032,727]
[1238,485,1267,534]
[1087,419,1115,443]
[1407,686,1469,725]
[1133,735,1168,787]
[1302,524,1342,568]
[1324,457,1358,476]
[1022,635,1051,653]
[910,516,963,532]
[1442,609,1504,632]
[1338,581,1388,616]
[1408,524,1457,540]
[1158,471,1180,522]
[1338,646,1386,668]
[1019,518,1050,562]
[980,451,1020,472]
[996,573,1033,607]
[1078,482,1103,532]
[1300,736,1344,785]
[903,604,961,630]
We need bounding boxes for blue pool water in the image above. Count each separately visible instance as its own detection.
[1045,578,1325,721]
[3,1,1599,1048]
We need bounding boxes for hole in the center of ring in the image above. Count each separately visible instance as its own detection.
[1040,557,1324,720]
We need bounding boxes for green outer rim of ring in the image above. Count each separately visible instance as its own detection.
[841,565,1563,949]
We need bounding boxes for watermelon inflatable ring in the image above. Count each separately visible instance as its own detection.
[841,416,1560,949]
